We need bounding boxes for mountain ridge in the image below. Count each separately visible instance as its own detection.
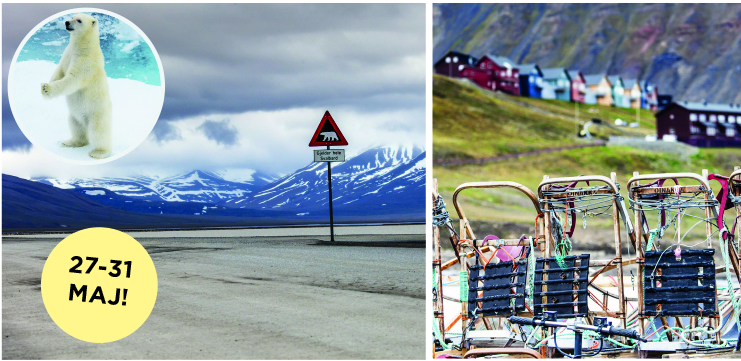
[434,3,741,104]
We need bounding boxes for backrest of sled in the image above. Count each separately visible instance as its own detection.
[533,254,590,318]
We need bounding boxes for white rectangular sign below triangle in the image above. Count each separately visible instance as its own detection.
[314,149,345,162]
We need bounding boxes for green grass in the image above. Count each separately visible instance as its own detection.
[433,75,656,163]
[432,75,741,229]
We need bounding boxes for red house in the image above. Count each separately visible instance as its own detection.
[466,54,520,96]
[567,70,587,103]
[434,51,478,78]
[460,65,494,90]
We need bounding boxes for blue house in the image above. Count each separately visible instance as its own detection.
[541,68,572,102]
[517,64,543,98]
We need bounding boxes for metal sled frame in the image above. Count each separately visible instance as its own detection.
[536,174,633,356]
[431,180,545,358]
[627,171,741,357]
[732,167,741,261]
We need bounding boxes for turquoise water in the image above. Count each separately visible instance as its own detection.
[17,12,161,86]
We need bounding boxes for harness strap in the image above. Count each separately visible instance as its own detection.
[709,174,731,240]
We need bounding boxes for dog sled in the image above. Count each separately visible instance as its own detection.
[432,168,741,359]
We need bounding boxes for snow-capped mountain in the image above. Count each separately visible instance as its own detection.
[28,146,426,223]
[33,170,277,204]
[223,146,426,214]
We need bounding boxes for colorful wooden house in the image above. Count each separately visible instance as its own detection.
[517,64,543,98]
[656,101,741,147]
[583,74,613,106]
[567,70,586,103]
[607,76,626,108]
[459,65,495,90]
[434,51,478,78]
[474,55,520,96]
[622,79,642,109]
[542,68,572,102]
[642,81,659,111]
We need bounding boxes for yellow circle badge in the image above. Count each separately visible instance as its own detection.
[41,227,157,343]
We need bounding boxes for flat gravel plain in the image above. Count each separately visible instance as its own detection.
[3,226,425,359]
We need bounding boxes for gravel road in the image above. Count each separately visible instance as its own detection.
[3,226,425,359]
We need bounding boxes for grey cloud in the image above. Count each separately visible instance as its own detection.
[151,120,182,144]
[197,119,238,147]
[2,3,425,122]
[2,119,31,151]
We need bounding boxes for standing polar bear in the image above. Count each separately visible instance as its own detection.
[41,13,112,159]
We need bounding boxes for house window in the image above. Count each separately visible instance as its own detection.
[453,56,459,63]
[669,128,675,135]
[459,65,464,71]
[501,71,506,77]
[488,63,493,69]
[699,114,707,121]
[707,127,716,136]
[506,69,511,77]
[730,116,736,123]
[445,57,451,63]
[670,114,674,119]
[710,114,717,122]
[480,64,485,69]
[691,126,700,134]
[529,76,534,83]
[690,113,697,121]
[727,128,736,137]
[719,115,726,122]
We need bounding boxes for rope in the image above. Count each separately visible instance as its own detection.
[459,271,468,303]
[431,267,453,350]
[432,195,451,227]
[550,213,572,269]
[527,236,536,308]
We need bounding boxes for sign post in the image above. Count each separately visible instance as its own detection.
[309,111,348,242]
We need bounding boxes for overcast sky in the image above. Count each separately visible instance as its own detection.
[2,3,426,179]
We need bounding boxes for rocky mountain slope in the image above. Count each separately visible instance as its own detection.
[433,3,741,104]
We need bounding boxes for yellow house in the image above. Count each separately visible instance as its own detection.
[584,74,613,106]
[623,79,642,109]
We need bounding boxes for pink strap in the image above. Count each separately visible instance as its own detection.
[708,174,730,240]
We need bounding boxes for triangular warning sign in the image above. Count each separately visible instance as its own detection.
[309,111,348,147]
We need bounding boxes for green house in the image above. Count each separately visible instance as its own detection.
[608,76,625,108]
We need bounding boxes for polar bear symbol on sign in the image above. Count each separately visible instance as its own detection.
[320,131,339,141]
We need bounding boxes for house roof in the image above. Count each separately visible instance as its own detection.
[658,101,741,117]
[641,80,658,93]
[583,74,608,86]
[434,51,477,67]
[542,68,570,80]
[480,54,518,69]
[623,78,640,89]
[607,75,623,87]
[567,70,584,82]
[517,63,541,76]
[677,101,741,113]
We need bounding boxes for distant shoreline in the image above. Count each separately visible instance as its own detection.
[2,222,426,237]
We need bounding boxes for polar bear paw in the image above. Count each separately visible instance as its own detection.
[41,83,53,98]
[61,139,88,148]
[88,149,111,159]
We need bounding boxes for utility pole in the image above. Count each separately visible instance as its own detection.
[575,101,580,137]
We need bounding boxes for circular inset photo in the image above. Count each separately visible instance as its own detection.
[8,8,165,164]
